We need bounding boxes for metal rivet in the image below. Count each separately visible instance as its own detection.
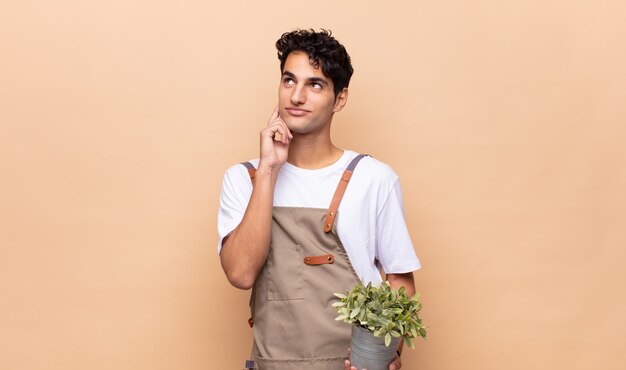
[327,256,332,261]
[326,224,331,228]
[330,212,335,216]
[305,258,310,262]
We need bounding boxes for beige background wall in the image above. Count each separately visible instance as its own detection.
[1,1,625,369]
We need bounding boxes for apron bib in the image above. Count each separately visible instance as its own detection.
[241,154,368,370]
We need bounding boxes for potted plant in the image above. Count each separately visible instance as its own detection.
[333,281,427,370]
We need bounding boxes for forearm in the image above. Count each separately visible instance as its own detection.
[387,272,415,296]
[387,272,416,356]
[220,166,278,289]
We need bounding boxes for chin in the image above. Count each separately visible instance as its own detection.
[283,118,307,131]
[286,126,306,135]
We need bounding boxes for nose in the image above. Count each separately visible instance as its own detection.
[290,84,306,105]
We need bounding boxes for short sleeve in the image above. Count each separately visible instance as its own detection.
[375,179,421,273]
[217,165,253,254]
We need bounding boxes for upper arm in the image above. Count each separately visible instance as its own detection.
[375,179,421,274]
[217,165,253,254]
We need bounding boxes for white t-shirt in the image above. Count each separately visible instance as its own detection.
[217,149,421,284]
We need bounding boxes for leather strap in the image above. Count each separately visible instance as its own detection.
[240,155,370,234]
[324,154,369,233]
[304,254,335,265]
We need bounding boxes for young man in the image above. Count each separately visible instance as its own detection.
[217,29,421,370]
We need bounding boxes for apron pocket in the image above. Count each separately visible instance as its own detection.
[267,244,304,301]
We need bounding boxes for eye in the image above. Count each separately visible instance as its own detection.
[311,82,322,90]
[283,77,295,85]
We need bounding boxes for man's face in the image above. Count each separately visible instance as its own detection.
[278,51,347,135]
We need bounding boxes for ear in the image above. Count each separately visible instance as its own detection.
[333,88,349,113]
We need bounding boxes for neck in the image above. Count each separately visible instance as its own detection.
[287,131,344,169]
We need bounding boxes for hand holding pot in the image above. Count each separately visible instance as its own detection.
[344,348,402,370]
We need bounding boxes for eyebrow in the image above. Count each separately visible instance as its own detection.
[282,71,329,87]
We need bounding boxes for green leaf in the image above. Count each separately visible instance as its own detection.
[384,333,391,347]
[333,281,427,347]
[350,307,361,319]
[405,336,414,349]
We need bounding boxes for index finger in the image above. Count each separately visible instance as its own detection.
[268,105,279,123]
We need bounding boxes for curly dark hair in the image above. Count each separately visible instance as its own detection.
[276,29,353,96]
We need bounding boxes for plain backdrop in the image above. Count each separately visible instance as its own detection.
[1,1,625,369]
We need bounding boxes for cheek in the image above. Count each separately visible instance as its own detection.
[323,96,338,111]
[278,88,290,103]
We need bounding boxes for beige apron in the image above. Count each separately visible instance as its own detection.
[241,154,368,370]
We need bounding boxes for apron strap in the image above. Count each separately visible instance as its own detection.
[240,154,370,233]
[324,154,369,233]
[241,162,256,185]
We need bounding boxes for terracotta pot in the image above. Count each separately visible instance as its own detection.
[350,325,400,370]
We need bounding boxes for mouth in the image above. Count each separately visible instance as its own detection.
[285,107,310,117]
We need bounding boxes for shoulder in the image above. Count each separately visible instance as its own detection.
[221,158,259,188]
[360,155,398,178]
[353,153,399,186]
[342,152,401,209]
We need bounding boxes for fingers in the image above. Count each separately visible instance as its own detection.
[266,106,292,144]
[345,351,365,370]
[268,105,279,122]
[389,355,401,370]
[263,121,291,145]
